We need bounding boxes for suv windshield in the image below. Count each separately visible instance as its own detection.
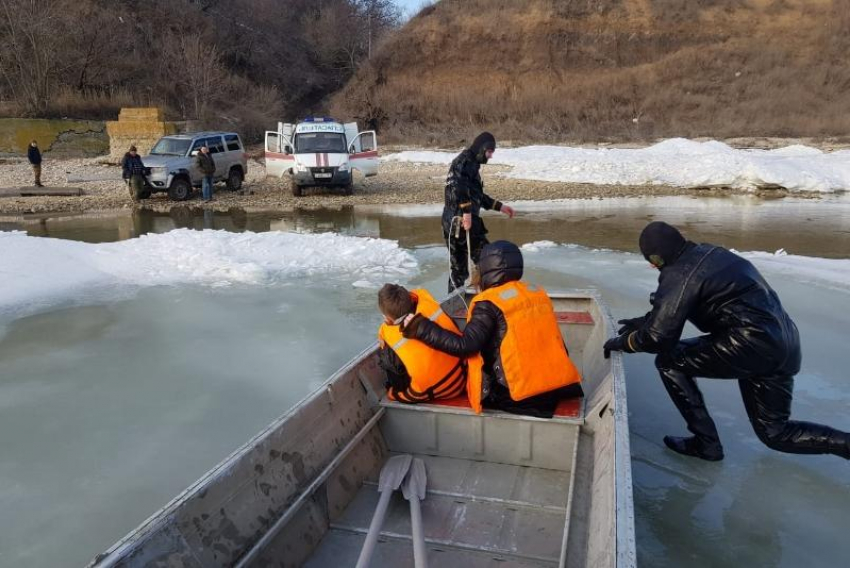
[150,138,192,156]
[294,132,347,154]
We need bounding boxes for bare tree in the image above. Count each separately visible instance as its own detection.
[0,0,72,115]
[0,0,402,139]
[161,32,227,120]
[305,0,400,75]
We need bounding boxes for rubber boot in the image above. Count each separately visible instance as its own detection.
[658,367,725,456]
[663,435,724,461]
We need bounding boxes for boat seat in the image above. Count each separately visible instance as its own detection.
[380,393,584,423]
[554,310,594,324]
[450,309,594,326]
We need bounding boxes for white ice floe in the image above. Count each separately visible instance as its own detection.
[383,139,850,192]
[739,250,850,292]
[0,229,418,319]
[521,241,559,252]
[519,241,850,293]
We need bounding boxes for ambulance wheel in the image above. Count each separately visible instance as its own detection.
[287,175,302,197]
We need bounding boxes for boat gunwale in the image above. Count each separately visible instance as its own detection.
[88,339,382,567]
[588,289,637,568]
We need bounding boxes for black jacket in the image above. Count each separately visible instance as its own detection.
[196,152,216,176]
[629,242,801,375]
[27,145,42,165]
[441,136,501,237]
[404,241,516,392]
[121,153,145,179]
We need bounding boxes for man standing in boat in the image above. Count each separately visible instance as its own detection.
[401,241,583,417]
[443,132,515,292]
[376,284,466,403]
[605,221,850,461]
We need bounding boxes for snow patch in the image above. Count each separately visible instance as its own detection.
[383,139,850,193]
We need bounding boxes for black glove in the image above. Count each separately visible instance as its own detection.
[617,315,647,335]
[603,334,634,359]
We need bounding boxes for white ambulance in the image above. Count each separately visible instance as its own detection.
[264,117,378,196]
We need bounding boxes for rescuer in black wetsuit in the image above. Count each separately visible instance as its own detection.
[605,221,850,462]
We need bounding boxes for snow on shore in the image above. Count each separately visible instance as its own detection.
[383,139,850,192]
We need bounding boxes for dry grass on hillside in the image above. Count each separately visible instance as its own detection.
[332,0,850,144]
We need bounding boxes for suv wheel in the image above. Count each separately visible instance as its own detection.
[342,182,354,196]
[226,167,244,191]
[168,178,192,201]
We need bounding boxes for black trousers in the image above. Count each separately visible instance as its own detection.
[446,229,488,292]
[655,336,849,457]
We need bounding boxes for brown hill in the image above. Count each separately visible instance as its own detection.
[332,0,850,143]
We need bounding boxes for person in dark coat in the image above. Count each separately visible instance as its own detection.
[195,145,216,201]
[605,221,850,461]
[27,140,43,187]
[442,132,515,292]
[402,240,583,418]
[121,145,146,201]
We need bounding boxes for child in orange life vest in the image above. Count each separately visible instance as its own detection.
[376,284,466,403]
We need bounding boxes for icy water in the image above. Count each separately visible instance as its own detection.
[1,195,849,568]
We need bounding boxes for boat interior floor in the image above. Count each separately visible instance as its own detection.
[305,452,572,567]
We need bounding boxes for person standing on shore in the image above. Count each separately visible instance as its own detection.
[27,140,43,187]
[195,145,216,202]
[604,221,850,462]
[121,145,147,201]
[442,132,515,292]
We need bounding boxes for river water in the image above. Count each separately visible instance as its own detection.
[1,194,848,568]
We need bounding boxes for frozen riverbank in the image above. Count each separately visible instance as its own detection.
[4,138,845,215]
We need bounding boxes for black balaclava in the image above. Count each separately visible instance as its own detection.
[469,132,496,164]
[478,240,523,290]
[639,221,687,268]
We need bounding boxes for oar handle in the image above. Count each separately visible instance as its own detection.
[355,490,393,568]
[409,496,428,568]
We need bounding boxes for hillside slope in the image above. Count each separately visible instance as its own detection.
[332,0,850,142]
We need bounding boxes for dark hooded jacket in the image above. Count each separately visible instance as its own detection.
[441,132,503,237]
[403,240,522,368]
[27,145,42,165]
[122,152,145,179]
[628,222,801,376]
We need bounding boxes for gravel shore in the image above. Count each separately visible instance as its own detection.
[0,154,792,217]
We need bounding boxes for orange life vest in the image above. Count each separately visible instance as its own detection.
[466,280,581,413]
[378,289,466,403]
